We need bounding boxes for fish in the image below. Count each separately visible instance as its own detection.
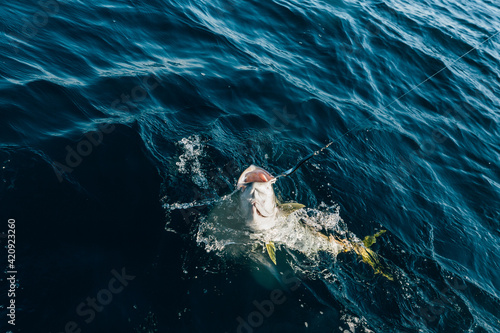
[235,165,393,280]
[235,165,305,264]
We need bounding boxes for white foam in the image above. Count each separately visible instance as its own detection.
[196,196,346,263]
[176,135,209,189]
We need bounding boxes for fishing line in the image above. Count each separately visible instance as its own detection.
[277,30,500,179]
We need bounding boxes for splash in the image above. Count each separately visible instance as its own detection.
[176,135,209,189]
[195,196,393,280]
[163,197,223,211]
[196,196,347,264]
[258,207,345,257]
[339,312,375,333]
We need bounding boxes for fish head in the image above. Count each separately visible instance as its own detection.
[237,165,278,231]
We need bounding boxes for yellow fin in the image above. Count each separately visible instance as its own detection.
[352,244,393,281]
[278,202,306,216]
[363,230,386,248]
[266,242,277,265]
[341,229,393,280]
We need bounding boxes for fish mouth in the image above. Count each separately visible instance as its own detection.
[237,165,275,189]
[245,170,273,183]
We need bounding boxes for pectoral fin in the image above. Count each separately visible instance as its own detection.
[278,202,306,216]
[266,242,277,265]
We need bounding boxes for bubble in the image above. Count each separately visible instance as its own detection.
[176,135,209,189]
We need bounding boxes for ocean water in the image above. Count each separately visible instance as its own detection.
[1,0,499,332]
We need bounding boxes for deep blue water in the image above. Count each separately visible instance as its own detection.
[1,0,499,332]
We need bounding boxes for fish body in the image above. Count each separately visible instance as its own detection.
[233,165,392,279]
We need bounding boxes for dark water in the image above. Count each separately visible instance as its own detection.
[1,0,499,332]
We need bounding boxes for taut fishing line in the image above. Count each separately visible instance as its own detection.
[165,30,498,210]
[276,30,500,179]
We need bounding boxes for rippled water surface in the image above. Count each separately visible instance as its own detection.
[1,0,499,332]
